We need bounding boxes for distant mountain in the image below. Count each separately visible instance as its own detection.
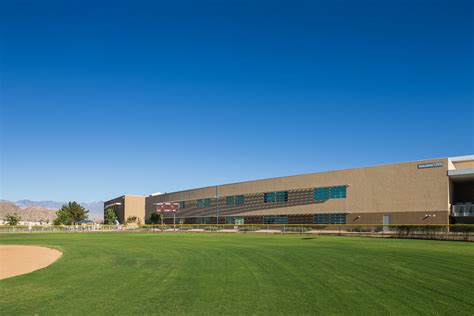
[0,201,56,222]
[15,200,64,209]
[1,199,104,220]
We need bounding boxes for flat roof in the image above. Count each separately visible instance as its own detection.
[449,155,474,162]
[448,168,474,181]
[148,156,453,197]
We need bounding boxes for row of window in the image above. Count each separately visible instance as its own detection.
[264,191,289,203]
[226,195,245,206]
[181,186,347,209]
[262,214,347,224]
[196,198,211,208]
[314,186,347,201]
[176,213,346,225]
[263,215,289,224]
[314,213,347,224]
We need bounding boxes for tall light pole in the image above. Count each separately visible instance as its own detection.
[216,185,219,224]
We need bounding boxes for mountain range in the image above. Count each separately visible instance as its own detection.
[0,199,104,221]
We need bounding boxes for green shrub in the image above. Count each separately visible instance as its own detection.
[4,213,21,226]
[149,212,161,224]
[348,227,373,233]
[126,216,137,224]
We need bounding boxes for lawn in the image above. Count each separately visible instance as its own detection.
[0,233,473,315]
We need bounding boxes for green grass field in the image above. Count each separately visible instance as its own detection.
[1,233,473,315]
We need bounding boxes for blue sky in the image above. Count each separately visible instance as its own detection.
[1,0,473,202]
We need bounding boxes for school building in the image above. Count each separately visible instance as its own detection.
[104,155,474,225]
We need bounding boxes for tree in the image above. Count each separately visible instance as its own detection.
[150,212,161,224]
[54,208,71,225]
[126,216,137,224]
[104,208,118,225]
[5,213,21,226]
[53,202,89,225]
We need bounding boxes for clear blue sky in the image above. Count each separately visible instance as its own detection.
[1,0,473,202]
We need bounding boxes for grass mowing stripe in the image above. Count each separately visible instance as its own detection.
[0,233,473,315]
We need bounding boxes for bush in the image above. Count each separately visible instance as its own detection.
[149,212,161,224]
[348,227,373,233]
[4,213,21,226]
[104,208,118,225]
[126,216,137,224]
[54,202,89,225]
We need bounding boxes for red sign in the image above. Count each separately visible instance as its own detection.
[156,202,179,213]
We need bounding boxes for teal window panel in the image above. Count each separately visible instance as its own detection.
[330,186,347,199]
[314,188,330,201]
[263,215,288,224]
[235,195,245,205]
[226,196,235,206]
[264,191,288,203]
[276,191,288,202]
[264,192,275,203]
[226,195,244,206]
[197,198,211,208]
[313,213,347,224]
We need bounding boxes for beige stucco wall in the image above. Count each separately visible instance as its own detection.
[124,196,146,224]
[144,158,450,224]
[104,195,146,224]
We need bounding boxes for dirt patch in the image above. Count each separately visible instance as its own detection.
[0,245,62,280]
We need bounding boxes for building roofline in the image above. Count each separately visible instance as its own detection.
[449,155,474,162]
[104,194,145,203]
[149,156,456,197]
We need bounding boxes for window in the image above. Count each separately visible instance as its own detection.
[264,192,275,203]
[264,191,288,203]
[263,215,288,224]
[226,196,235,206]
[314,186,347,200]
[197,198,211,208]
[179,201,186,209]
[330,186,346,199]
[196,217,211,224]
[235,195,245,205]
[313,213,346,224]
[225,217,244,224]
[314,188,330,201]
[226,195,245,206]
